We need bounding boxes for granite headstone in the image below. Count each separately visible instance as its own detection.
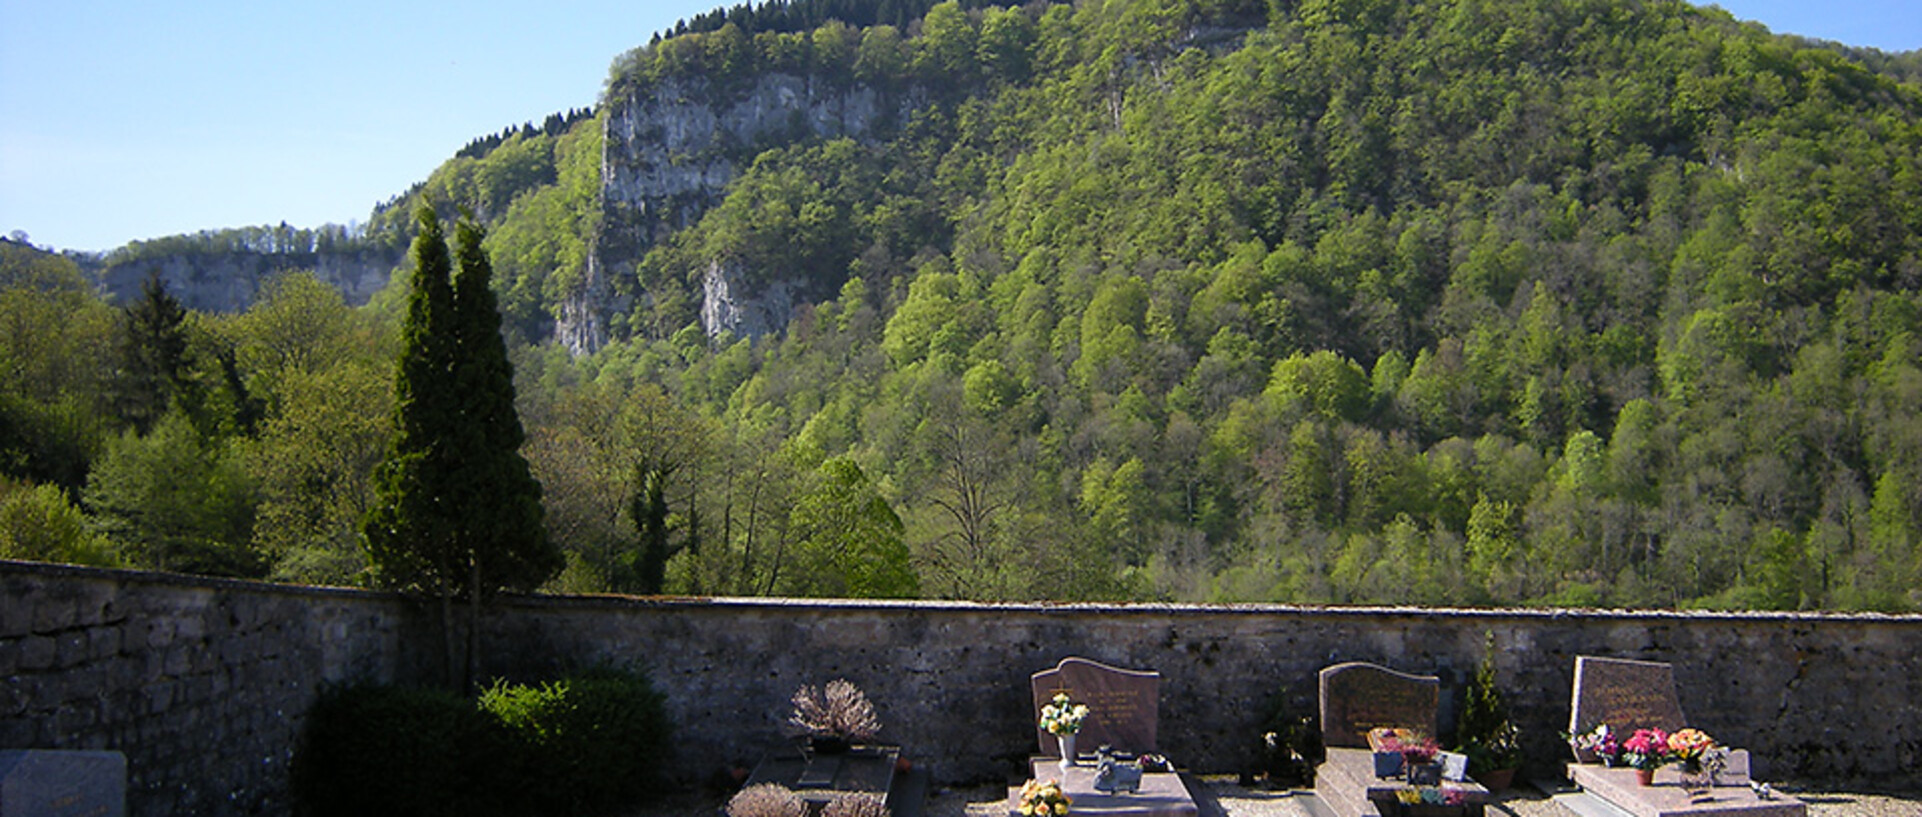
[1031,657,1160,755]
[1317,662,1439,749]
[1568,656,1688,738]
[0,750,125,817]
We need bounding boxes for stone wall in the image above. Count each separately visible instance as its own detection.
[1,562,436,815]
[4,561,1919,816]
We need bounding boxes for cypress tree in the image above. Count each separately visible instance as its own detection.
[449,217,560,595]
[364,208,558,686]
[363,208,464,597]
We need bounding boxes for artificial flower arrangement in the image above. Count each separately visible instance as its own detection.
[1666,728,1718,773]
[1370,727,1440,765]
[1368,727,1441,779]
[1016,778,1073,816]
[1039,692,1090,736]
[1620,728,1671,771]
[1571,723,1625,766]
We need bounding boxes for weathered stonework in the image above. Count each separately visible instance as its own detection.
[4,561,1919,817]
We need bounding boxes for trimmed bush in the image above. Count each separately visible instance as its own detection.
[294,669,672,817]
[292,683,516,817]
[479,667,675,814]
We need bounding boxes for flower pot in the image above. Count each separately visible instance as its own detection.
[1635,767,1655,787]
[1372,751,1404,778]
[1057,733,1077,771]
[810,735,852,755]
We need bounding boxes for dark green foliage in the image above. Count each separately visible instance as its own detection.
[362,209,559,598]
[1453,634,1523,776]
[363,209,465,593]
[111,274,192,433]
[294,672,673,817]
[292,683,516,817]
[449,219,561,594]
[477,669,675,814]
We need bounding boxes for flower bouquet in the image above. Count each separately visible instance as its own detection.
[1666,728,1716,773]
[1571,724,1624,766]
[1016,778,1072,816]
[1039,692,1089,736]
[1040,692,1091,768]
[1368,728,1439,779]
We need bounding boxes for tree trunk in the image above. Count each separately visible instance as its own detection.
[467,558,481,693]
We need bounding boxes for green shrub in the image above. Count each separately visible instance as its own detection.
[294,669,673,817]
[478,668,675,815]
[292,683,516,817]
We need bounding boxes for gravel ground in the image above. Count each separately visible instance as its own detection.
[641,778,1922,816]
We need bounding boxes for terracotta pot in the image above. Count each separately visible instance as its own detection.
[1636,767,1655,786]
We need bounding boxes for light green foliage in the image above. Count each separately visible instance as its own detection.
[84,412,261,577]
[0,480,119,566]
[783,456,917,597]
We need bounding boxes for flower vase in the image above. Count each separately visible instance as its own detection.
[1635,767,1654,787]
[1680,762,1713,798]
[1058,733,1077,771]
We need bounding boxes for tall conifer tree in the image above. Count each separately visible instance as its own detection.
[363,208,558,686]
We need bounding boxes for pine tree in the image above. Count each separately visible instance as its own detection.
[113,272,192,433]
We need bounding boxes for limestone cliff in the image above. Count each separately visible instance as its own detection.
[561,72,920,354]
[96,249,401,311]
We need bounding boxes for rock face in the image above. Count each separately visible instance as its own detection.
[97,249,400,311]
[700,259,805,341]
[561,72,918,354]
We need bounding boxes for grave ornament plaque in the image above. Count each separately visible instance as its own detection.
[1031,657,1160,755]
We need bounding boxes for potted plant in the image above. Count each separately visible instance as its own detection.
[1452,633,1524,791]
[789,679,881,754]
[1621,728,1671,786]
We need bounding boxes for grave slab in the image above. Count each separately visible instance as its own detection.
[1032,658,1159,755]
[0,750,126,817]
[1006,757,1196,817]
[1566,763,1805,817]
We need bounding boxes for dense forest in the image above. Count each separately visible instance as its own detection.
[5,0,1922,611]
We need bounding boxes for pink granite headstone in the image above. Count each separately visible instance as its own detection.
[1568,656,1688,738]
[1317,662,1439,749]
[1031,657,1160,755]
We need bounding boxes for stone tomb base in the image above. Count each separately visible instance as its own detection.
[1316,749,1488,817]
[1566,764,1805,817]
[1007,758,1196,817]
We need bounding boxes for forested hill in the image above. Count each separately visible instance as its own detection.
[7,0,1922,612]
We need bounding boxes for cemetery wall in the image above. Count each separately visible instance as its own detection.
[4,561,1920,817]
[0,561,436,816]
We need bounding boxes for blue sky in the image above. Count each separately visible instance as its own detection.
[1,1,1918,254]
